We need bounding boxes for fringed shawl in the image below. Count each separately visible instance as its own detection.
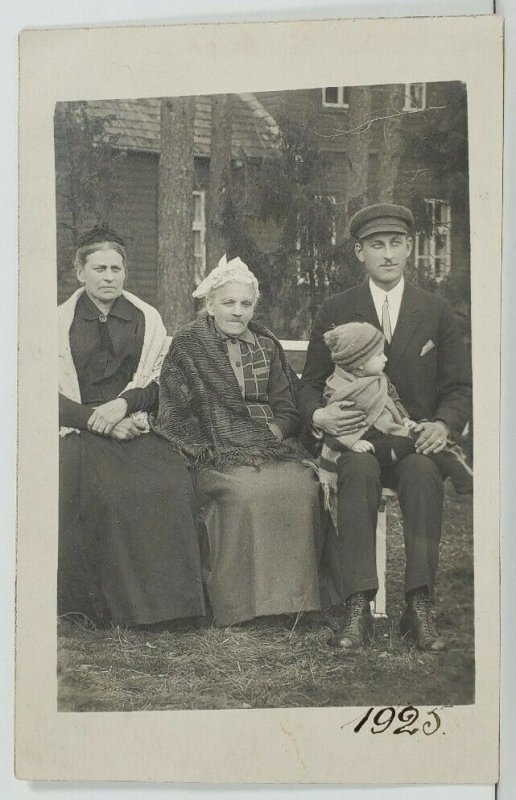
[152,312,307,470]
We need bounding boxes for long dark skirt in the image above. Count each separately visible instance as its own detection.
[58,430,206,625]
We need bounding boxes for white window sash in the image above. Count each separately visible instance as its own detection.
[415,198,452,280]
[403,82,427,112]
[192,190,206,285]
[322,87,350,108]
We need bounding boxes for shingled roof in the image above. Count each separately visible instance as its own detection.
[80,94,279,159]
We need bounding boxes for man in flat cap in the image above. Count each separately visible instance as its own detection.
[300,203,472,651]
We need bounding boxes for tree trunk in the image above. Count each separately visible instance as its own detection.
[375,85,405,202]
[157,96,196,333]
[343,87,373,230]
[205,94,233,273]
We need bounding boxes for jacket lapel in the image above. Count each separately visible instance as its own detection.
[388,282,423,373]
[350,281,382,328]
[345,280,423,373]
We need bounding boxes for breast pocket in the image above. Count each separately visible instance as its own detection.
[414,338,438,386]
[419,339,436,358]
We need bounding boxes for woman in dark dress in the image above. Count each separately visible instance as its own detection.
[58,225,205,625]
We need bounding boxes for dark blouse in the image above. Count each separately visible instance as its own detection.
[59,292,159,430]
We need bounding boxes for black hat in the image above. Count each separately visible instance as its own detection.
[349,203,414,240]
[77,223,126,249]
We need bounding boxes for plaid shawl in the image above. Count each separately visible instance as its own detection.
[152,312,306,469]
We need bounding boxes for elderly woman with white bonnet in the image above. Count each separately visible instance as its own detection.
[153,255,332,627]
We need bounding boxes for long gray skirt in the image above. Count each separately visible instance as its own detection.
[195,461,336,627]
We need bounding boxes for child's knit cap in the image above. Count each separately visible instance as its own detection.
[323,322,384,368]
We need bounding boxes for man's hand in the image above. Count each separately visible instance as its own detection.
[413,420,449,455]
[109,417,146,441]
[312,401,367,437]
[88,398,128,436]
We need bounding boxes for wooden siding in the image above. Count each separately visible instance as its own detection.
[56,152,160,305]
[56,150,211,307]
[56,84,469,309]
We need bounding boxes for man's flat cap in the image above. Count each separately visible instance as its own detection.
[349,203,414,240]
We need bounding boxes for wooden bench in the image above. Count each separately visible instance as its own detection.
[281,339,391,617]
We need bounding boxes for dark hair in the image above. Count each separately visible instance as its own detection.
[74,240,127,271]
[77,223,125,248]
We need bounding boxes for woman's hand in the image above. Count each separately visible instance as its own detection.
[413,420,449,455]
[313,401,367,437]
[88,398,128,436]
[109,417,146,441]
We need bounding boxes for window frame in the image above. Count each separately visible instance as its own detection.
[192,189,206,286]
[415,198,452,281]
[295,194,337,287]
[321,87,350,109]
[403,82,427,112]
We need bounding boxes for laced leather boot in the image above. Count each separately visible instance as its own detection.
[400,589,446,652]
[328,592,373,650]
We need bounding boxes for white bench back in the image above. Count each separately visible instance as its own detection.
[165,337,309,376]
[280,340,308,378]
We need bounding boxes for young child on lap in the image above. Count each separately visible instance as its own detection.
[318,322,472,508]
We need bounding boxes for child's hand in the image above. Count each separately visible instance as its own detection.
[352,440,375,453]
[402,417,417,430]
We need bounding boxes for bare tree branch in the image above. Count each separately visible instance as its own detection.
[306,105,446,140]
[397,168,432,186]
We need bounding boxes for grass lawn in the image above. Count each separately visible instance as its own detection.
[57,485,474,711]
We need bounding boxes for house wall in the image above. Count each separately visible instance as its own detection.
[56,150,210,307]
[258,82,470,278]
[56,150,160,305]
[56,83,469,314]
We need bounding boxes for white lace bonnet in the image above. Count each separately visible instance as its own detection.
[192,254,259,300]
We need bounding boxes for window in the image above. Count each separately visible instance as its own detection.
[192,190,206,286]
[296,195,337,287]
[403,82,427,112]
[322,87,350,108]
[415,199,452,281]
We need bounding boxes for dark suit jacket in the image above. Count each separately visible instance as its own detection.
[299,280,472,449]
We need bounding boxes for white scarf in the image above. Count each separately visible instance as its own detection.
[58,288,170,436]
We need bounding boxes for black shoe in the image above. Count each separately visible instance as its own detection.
[400,590,446,652]
[328,592,373,651]
[440,443,473,494]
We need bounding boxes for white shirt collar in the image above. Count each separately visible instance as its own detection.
[368,276,405,332]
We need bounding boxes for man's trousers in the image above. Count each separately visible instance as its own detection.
[335,451,444,600]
